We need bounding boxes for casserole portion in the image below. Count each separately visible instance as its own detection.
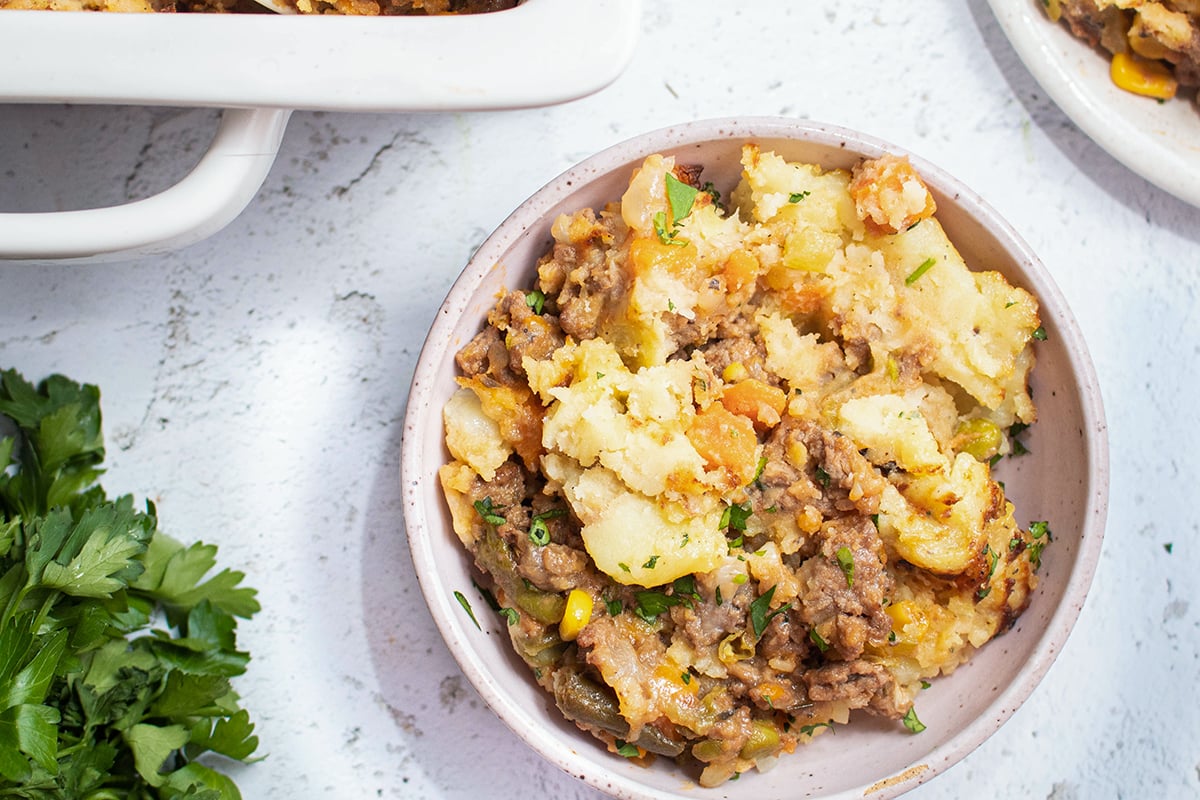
[0,0,516,13]
[438,146,1050,786]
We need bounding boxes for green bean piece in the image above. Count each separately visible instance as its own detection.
[475,528,566,625]
[552,668,685,757]
[691,739,725,762]
[511,625,567,667]
[738,719,781,761]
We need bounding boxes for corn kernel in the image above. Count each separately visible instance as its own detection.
[722,361,749,382]
[558,588,593,641]
[1110,51,1177,100]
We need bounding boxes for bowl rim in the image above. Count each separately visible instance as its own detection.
[400,116,1109,800]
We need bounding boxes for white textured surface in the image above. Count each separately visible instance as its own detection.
[1,1,1198,798]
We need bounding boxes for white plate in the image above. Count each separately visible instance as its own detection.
[988,0,1200,207]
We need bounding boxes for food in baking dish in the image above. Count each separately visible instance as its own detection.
[0,0,515,13]
[439,145,1049,786]
[1042,0,1200,100]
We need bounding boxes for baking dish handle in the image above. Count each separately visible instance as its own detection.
[0,107,291,262]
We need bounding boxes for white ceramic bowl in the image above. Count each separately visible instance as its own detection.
[400,118,1109,800]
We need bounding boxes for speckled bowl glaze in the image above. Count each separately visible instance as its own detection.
[400,118,1109,800]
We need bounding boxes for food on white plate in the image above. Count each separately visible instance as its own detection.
[0,369,260,800]
[439,145,1050,786]
[0,0,515,14]
[1042,0,1200,101]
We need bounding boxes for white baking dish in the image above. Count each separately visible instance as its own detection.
[0,0,641,261]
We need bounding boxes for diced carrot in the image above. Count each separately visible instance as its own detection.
[460,376,543,469]
[688,403,758,484]
[720,379,787,432]
[722,248,760,296]
[629,235,695,278]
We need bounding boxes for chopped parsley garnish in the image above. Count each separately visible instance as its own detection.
[1031,325,1047,341]
[720,501,753,532]
[455,590,481,630]
[473,497,506,526]
[673,574,700,599]
[835,546,854,587]
[788,190,811,203]
[633,575,700,623]
[618,562,631,573]
[1164,542,1174,554]
[920,680,932,689]
[902,707,927,734]
[681,672,691,685]
[643,555,660,569]
[752,455,768,485]
[614,739,640,758]
[653,172,700,246]
[665,172,700,225]
[977,543,1000,600]
[606,598,623,616]
[653,211,683,246]
[809,628,829,652]
[715,586,724,606]
[749,585,792,638]
[905,257,937,286]
[814,466,831,488]
[525,289,546,314]
[499,607,519,626]
[1027,520,1052,571]
[798,721,834,736]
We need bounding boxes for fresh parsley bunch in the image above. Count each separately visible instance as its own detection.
[0,369,261,800]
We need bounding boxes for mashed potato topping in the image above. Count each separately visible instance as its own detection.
[439,145,1047,786]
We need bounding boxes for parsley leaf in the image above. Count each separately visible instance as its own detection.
[633,575,699,623]
[720,501,752,532]
[749,585,792,638]
[0,369,260,798]
[525,289,546,315]
[665,172,699,226]
[834,546,854,588]
[905,257,937,286]
[654,173,700,246]
[472,497,506,526]
[454,590,480,629]
[614,739,640,758]
[902,707,927,734]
